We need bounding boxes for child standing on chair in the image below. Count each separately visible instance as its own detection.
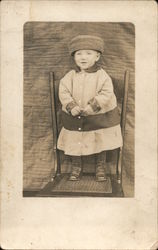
[57,35,123,181]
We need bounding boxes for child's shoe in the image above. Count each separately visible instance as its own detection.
[96,166,107,182]
[96,151,107,182]
[69,156,82,181]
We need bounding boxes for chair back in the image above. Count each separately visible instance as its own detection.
[111,71,130,138]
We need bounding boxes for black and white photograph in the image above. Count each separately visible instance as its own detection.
[23,22,135,197]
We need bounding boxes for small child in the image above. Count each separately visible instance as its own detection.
[57,35,123,181]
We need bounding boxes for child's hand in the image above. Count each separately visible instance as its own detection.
[71,106,81,116]
[82,105,93,116]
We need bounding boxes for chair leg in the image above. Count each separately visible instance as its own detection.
[56,149,61,176]
[50,149,61,182]
[116,147,122,184]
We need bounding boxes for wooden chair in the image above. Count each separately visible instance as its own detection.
[49,70,130,187]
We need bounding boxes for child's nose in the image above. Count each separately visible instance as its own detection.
[80,54,87,59]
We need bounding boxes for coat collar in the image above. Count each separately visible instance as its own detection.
[73,63,101,73]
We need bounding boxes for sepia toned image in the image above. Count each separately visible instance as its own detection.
[23,22,135,198]
[1,1,157,249]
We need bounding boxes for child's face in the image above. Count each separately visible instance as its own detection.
[74,50,100,70]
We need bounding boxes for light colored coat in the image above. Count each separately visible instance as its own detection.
[57,68,123,156]
[59,68,117,114]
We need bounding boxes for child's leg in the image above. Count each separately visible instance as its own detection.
[95,151,107,182]
[69,156,82,181]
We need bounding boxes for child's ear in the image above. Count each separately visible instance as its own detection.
[96,52,101,62]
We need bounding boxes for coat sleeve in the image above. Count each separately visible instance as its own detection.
[89,72,117,112]
[59,71,78,112]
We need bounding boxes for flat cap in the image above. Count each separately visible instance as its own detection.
[69,35,104,55]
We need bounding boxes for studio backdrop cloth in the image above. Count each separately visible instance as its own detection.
[24,22,135,196]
